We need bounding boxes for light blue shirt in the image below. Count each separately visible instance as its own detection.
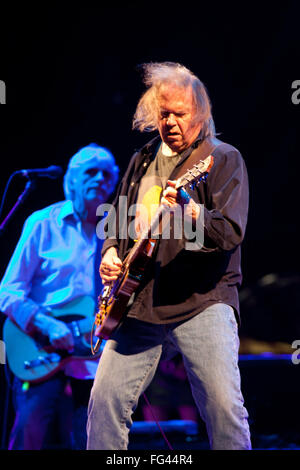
[0,200,104,378]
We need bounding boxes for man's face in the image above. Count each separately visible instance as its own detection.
[73,156,117,207]
[157,84,203,153]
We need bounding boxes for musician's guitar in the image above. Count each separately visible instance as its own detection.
[3,296,102,383]
[91,155,214,350]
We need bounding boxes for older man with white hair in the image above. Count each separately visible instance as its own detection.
[87,62,251,450]
[0,143,119,449]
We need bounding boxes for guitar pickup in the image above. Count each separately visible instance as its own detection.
[145,240,156,257]
[71,321,81,337]
[23,353,61,369]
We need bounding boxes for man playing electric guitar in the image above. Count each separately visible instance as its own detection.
[87,62,252,450]
[0,144,119,449]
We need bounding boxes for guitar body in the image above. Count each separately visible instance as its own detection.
[4,296,101,383]
[94,238,157,339]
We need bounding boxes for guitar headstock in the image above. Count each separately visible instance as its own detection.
[176,155,214,191]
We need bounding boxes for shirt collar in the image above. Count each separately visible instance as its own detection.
[57,200,79,224]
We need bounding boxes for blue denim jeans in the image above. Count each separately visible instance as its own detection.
[86,303,251,450]
[8,374,72,450]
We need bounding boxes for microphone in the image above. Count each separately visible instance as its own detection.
[17,165,63,179]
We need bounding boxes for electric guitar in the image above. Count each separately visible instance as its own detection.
[92,155,214,347]
[3,296,103,383]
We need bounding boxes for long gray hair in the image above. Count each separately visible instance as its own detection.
[132,62,216,137]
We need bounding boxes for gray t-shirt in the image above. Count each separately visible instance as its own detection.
[135,144,181,237]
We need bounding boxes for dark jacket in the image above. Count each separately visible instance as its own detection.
[102,134,249,324]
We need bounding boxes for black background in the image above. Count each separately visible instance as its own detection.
[1,2,299,287]
[0,0,300,447]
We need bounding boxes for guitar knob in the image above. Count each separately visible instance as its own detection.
[38,356,47,364]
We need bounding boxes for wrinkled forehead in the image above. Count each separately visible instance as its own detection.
[157,83,195,111]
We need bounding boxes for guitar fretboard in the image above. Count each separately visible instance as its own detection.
[124,156,213,266]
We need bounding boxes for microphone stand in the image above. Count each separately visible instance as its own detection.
[0,178,35,236]
[0,176,35,449]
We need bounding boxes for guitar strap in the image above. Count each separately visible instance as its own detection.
[94,236,104,302]
[173,135,223,180]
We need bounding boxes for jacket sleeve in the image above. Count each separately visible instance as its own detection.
[201,146,249,252]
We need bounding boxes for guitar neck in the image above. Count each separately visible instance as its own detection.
[124,155,214,266]
[125,203,168,266]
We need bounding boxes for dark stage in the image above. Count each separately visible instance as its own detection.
[0,1,300,453]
